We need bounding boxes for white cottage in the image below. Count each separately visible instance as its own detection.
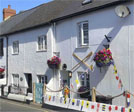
[0,0,134,108]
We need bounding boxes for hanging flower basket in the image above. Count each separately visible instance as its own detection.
[0,68,5,74]
[47,56,61,69]
[94,48,113,67]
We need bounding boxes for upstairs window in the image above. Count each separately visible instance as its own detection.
[78,21,89,47]
[38,35,47,51]
[0,38,4,56]
[13,41,19,54]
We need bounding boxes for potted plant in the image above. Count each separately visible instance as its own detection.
[47,56,61,69]
[94,48,113,67]
[78,86,90,98]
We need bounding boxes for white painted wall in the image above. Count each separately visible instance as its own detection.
[7,26,56,95]
[56,3,134,107]
[0,37,7,86]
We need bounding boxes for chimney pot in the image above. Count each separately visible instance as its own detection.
[8,5,11,9]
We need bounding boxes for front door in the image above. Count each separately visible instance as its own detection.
[35,83,43,103]
[25,73,32,93]
[61,71,70,88]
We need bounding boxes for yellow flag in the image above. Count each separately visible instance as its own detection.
[81,100,84,106]
[86,101,89,108]
[49,96,51,101]
[114,65,117,74]
[75,80,79,84]
[114,65,117,71]
[72,99,75,103]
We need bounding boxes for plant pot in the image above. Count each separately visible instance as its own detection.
[96,61,112,67]
[96,62,103,67]
[48,64,59,69]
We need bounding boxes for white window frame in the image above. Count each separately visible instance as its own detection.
[78,72,90,88]
[78,21,89,47]
[37,75,45,84]
[12,74,19,87]
[37,35,47,51]
[12,41,19,54]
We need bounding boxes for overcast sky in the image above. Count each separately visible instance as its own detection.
[0,0,52,22]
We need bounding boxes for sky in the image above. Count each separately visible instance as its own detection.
[0,0,52,22]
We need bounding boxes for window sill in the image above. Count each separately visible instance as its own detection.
[76,45,89,49]
[12,53,19,55]
[36,50,47,52]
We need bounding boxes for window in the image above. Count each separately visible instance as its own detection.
[13,41,19,54]
[82,0,92,5]
[0,38,4,56]
[38,35,47,51]
[78,21,89,47]
[38,75,44,84]
[0,74,4,79]
[38,75,48,84]
[45,76,48,84]
[12,74,19,87]
[78,72,90,88]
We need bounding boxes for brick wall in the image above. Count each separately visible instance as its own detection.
[3,5,16,20]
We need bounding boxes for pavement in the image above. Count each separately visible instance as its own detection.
[0,97,81,112]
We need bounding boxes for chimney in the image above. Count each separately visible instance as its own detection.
[3,5,16,21]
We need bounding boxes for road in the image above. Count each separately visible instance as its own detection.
[0,98,55,112]
[0,98,80,112]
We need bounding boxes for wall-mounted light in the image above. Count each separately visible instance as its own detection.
[68,71,72,78]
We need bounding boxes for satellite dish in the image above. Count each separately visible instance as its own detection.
[115,5,130,18]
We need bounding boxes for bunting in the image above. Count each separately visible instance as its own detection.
[113,64,123,89]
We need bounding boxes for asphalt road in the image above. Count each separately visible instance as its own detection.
[0,98,80,112]
[0,98,55,112]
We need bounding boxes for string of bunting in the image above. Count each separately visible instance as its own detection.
[44,94,134,112]
[112,63,124,89]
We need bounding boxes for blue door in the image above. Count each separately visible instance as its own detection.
[35,83,43,103]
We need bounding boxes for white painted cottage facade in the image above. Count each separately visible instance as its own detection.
[0,0,134,108]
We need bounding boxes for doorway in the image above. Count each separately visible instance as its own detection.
[25,73,32,93]
[60,70,70,97]
[61,70,70,88]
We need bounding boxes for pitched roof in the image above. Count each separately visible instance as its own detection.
[0,0,131,36]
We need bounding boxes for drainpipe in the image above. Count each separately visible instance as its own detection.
[2,35,9,96]
[53,22,56,93]
[5,35,8,86]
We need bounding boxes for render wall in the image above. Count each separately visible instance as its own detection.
[7,26,56,93]
[0,37,7,85]
[56,3,134,107]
